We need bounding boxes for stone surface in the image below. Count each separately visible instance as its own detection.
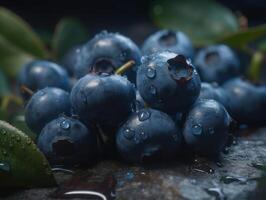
[1,128,266,200]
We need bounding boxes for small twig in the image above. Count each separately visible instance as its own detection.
[20,85,34,96]
[115,60,135,75]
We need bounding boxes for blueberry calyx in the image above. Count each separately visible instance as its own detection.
[159,30,177,47]
[167,55,193,83]
[52,137,75,157]
[90,58,116,74]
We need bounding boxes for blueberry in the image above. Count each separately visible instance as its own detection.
[194,45,240,84]
[18,60,70,98]
[116,108,182,163]
[183,99,231,157]
[61,45,82,76]
[71,74,135,126]
[37,116,97,167]
[199,82,229,108]
[25,87,71,133]
[74,31,141,83]
[222,78,266,126]
[142,29,194,60]
[137,51,201,114]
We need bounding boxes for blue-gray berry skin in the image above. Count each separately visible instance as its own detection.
[61,45,82,76]
[74,31,141,83]
[71,74,135,126]
[37,117,97,167]
[25,87,71,133]
[194,45,240,84]
[199,82,229,108]
[137,51,201,114]
[116,108,182,164]
[223,78,266,126]
[18,60,70,98]
[183,99,231,157]
[142,30,194,60]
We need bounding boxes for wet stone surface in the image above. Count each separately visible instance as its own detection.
[2,128,266,200]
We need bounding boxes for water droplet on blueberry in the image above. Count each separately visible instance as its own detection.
[146,67,156,79]
[140,131,148,140]
[138,110,151,121]
[60,120,70,130]
[0,162,10,173]
[123,128,135,140]
[192,124,202,136]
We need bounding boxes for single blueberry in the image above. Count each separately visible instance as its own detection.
[18,60,70,99]
[74,31,141,83]
[37,116,97,167]
[116,108,182,163]
[194,45,240,84]
[25,87,71,133]
[142,29,194,60]
[137,51,201,114]
[183,99,231,157]
[71,74,135,127]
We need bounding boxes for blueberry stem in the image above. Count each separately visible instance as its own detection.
[115,60,135,75]
[20,85,34,96]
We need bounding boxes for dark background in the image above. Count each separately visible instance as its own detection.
[1,0,266,44]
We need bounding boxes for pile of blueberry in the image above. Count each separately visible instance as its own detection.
[18,30,266,167]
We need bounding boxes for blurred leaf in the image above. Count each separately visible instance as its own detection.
[0,120,56,188]
[219,24,266,49]
[248,51,264,80]
[0,70,10,97]
[151,0,239,46]
[0,7,48,58]
[52,18,88,59]
[257,38,266,53]
[0,34,34,78]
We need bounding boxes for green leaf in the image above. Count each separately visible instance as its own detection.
[0,120,56,188]
[247,51,264,80]
[0,7,48,58]
[52,18,88,59]
[0,70,10,97]
[0,34,34,78]
[151,0,239,46]
[11,115,37,141]
[219,24,266,49]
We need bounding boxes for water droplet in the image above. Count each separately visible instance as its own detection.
[149,85,157,95]
[191,179,197,185]
[216,161,223,167]
[251,162,266,170]
[222,147,229,154]
[140,131,148,141]
[0,162,10,173]
[192,124,202,136]
[26,138,32,145]
[146,68,156,79]
[208,127,215,135]
[123,128,135,140]
[138,110,151,121]
[125,171,134,180]
[60,120,70,130]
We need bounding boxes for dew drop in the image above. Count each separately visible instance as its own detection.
[220,176,247,184]
[60,120,70,130]
[140,131,148,141]
[149,85,157,95]
[26,138,32,145]
[0,162,10,173]
[123,128,135,140]
[138,110,151,121]
[192,124,202,136]
[146,68,156,79]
